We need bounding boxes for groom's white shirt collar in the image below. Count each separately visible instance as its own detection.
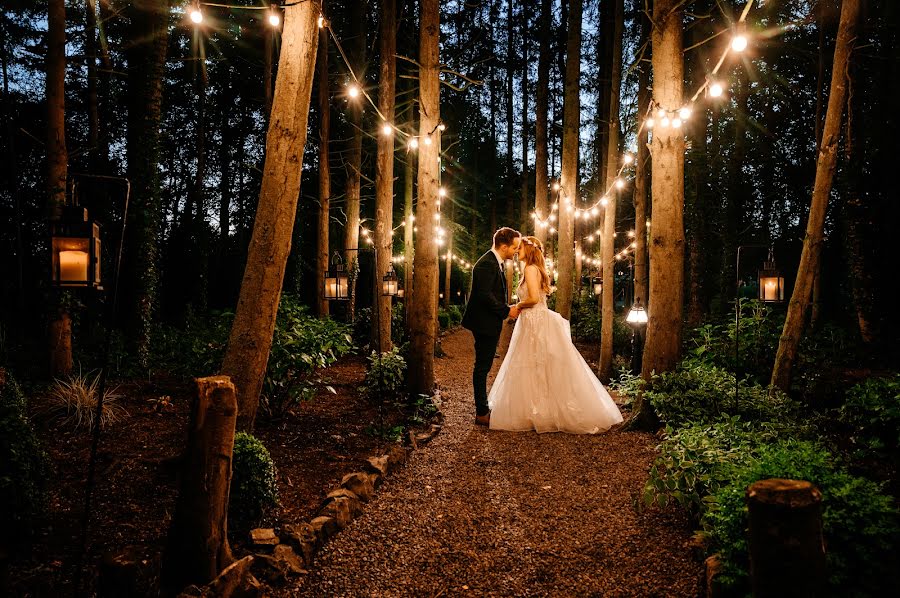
[490,247,504,269]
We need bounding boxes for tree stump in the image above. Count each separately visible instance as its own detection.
[747,478,826,597]
[162,376,237,590]
[48,310,73,378]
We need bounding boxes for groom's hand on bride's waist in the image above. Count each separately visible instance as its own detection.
[508,304,520,320]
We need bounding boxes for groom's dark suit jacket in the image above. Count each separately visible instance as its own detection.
[462,250,509,337]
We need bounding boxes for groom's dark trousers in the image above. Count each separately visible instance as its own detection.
[462,250,510,417]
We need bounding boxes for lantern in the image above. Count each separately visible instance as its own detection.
[592,276,602,296]
[51,206,102,289]
[324,252,349,301]
[626,298,649,326]
[382,263,399,297]
[757,249,784,303]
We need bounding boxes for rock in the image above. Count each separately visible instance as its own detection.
[414,431,434,446]
[252,545,306,584]
[705,554,724,598]
[324,487,362,504]
[280,523,318,567]
[386,445,410,471]
[249,528,279,547]
[309,516,339,543]
[408,430,419,450]
[367,471,383,490]
[341,472,375,501]
[198,556,260,598]
[365,455,389,476]
[319,496,362,528]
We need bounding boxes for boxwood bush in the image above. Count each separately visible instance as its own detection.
[229,432,278,529]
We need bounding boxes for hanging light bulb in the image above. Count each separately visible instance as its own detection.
[661,116,671,128]
[438,187,447,197]
[628,230,635,238]
[381,122,393,136]
[189,5,203,23]
[423,134,433,146]
[549,213,557,222]
[408,137,419,150]
[317,15,326,28]
[587,235,594,242]
[590,207,599,216]
[731,34,748,52]
[438,123,446,131]
[645,117,655,129]
[267,6,281,27]
[600,196,609,206]
[678,106,692,120]
[672,117,683,128]
[615,178,625,189]
[657,108,666,119]
[551,203,559,211]
[347,83,361,98]
[549,227,556,234]
[552,181,560,191]
[623,153,633,165]
[709,82,724,98]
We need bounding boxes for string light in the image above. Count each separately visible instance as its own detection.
[615,178,625,190]
[672,117,683,129]
[678,106,692,120]
[317,15,326,28]
[731,34,748,52]
[381,123,393,136]
[347,83,360,99]
[709,82,724,97]
[423,135,433,146]
[438,123,446,132]
[438,187,447,198]
[267,6,280,27]
[623,153,633,165]
[646,117,655,129]
[190,4,203,23]
[408,138,419,150]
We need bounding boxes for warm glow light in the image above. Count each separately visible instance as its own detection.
[381,123,393,135]
[590,207,599,216]
[628,230,635,238]
[615,178,625,189]
[268,12,281,27]
[600,196,609,206]
[731,35,748,52]
[587,235,594,242]
[190,8,203,23]
[679,107,692,120]
[549,227,556,234]
[317,15,326,28]
[438,123,446,131]
[552,182,560,191]
[672,117,683,129]
[438,187,447,197]
[646,117,655,129]
[408,138,419,150]
[709,82,724,97]
[657,108,666,119]
[549,213,556,222]
[661,116,671,128]
[347,84,360,98]
[623,153,633,165]
[424,135,433,146]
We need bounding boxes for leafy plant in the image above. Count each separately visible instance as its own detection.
[360,347,407,404]
[703,440,900,595]
[43,369,127,431]
[437,304,463,330]
[0,370,50,545]
[353,303,407,347]
[838,375,900,458]
[229,432,279,528]
[608,367,645,406]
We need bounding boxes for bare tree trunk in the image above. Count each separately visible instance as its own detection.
[641,0,685,379]
[519,8,530,234]
[771,0,861,391]
[162,376,236,588]
[408,0,440,396]
[505,0,515,225]
[632,10,651,309]
[534,0,551,245]
[47,0,70,378]
[443,200,453,309]
[344,0,367,319]
[599,0,624,382]
[556,0,582,321]
[403,149,414,322]
[221,5,319,430]
[85,0,100,157]
[374,0,397,352]
[316,14,331,318]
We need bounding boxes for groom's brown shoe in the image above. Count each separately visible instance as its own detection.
[475,413,491,427]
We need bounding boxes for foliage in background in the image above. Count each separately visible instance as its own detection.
[0,370,50,548]
[703,440,900,595]
[42,370,127,431]
[229,431,279,529]
[437,304,463,330]
[570,297,632,355]
[354,303,407,347]
[838,375,900,459]
[360,347,407,404]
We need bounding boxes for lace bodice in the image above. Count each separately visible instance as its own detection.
[517,276,548,310]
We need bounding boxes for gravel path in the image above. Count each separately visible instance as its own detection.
[287,328,702,597]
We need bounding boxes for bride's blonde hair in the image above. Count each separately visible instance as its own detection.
[520,236,552,295]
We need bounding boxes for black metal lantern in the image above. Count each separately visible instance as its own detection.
[51,206,102,289]
[382,263,399,297]
[592,276,602,296]
[324,251,349,301]
[626,298,649,327]
[757,249,784,303]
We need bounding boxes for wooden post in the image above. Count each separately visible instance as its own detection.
[747,478,826,598]
[162,376,237,589]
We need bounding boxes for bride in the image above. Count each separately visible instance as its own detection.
[488,236,623,434]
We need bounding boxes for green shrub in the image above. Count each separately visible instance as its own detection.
[437,309,450,330]
[360,347,407,404]
[436,305,462,330]
[229,432,278,528]
[839,375,900,458]
[353,304,407,347]
[646,360,805,429]
[608,367,645,406]
[703,440,900,595]
[0,370,49,546]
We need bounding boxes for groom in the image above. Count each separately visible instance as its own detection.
[461,227,522,426]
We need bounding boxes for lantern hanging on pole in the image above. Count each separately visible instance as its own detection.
[324,251,349,301]
[51,206,102,289]
[592,276,602,297]
[382,263,399,297]
[626,298,649,326]
[757,249,784,303]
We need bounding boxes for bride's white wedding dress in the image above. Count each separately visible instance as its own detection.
[488,276,624,434]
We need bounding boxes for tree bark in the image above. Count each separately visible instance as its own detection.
[556,0,583,321]
[599,0,624,383]
[403,147,414,323]
[408,0,440,396]
[221,4,319,430]
[771,0,861,391]
[316,11,331,318]
[344,0,367,320]
[47,0,71,379]
[443,200,453,309]
[85,0,100,157]
[162,376,237,589]
[505,0,515,225]
[374,0,397,352]
[519,8,530,234]
[122,0,168,366]
[641,0,685,380]
[632,8,651,310]
[534,0,551,245]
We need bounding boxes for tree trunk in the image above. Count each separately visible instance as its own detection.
[47,0,71,379]
[534,0,551,245]
[85,0,100,157]
[316,12,331,318]
[408,0,440,396]
[505,0,515,225]
[122,0,168,366]
[344,0,367,320]
[519,8,530,234]
[218,63,232,243]
[221,4,319,430]
[771,0,862,391]
[632,9,651,310]
[641,0,685,380]
[443,200,453,309]
[403,147,414,323]
[374,0,397,352]
[599,0,624,383]
[193,39,208,223]
[162,376,237,589]
[556,0,582,321]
